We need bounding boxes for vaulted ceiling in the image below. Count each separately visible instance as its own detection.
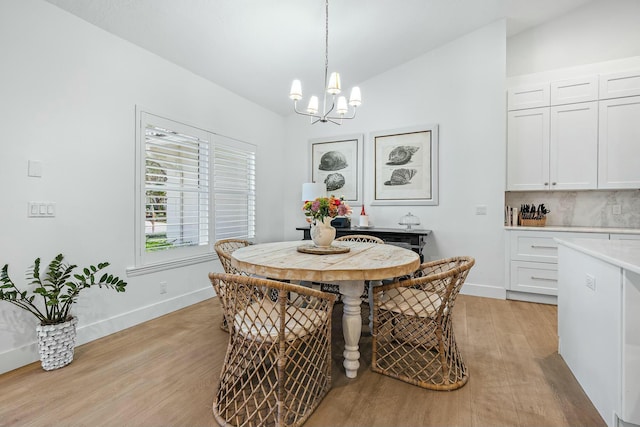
[45,0,596,116]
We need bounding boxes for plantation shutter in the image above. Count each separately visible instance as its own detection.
[213,139,256,239]
[145,123,210,251]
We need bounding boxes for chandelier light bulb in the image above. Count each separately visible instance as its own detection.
[327,72,341,95]
[336,96,348,115]
[307,96,319,114]
[289,80,302,100]
[348,86,362,107]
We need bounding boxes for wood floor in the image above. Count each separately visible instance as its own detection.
[0,295,605,427]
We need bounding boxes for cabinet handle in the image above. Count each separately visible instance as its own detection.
[552,182,557,186]
[531,276,558,282]
[544,182,549,186]
[530,245,556,249]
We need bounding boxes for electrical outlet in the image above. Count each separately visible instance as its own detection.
[160,281,168,294]
[475,205,487,215]
[585,274,596,291]
[612,204,622,215]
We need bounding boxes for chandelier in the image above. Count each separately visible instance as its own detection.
[289,0,362,125]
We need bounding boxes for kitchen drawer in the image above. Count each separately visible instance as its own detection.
[509,231,608,263]
[510,261,558,295]
[610,233,640,240]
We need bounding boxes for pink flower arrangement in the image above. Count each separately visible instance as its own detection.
[302,195,352,223]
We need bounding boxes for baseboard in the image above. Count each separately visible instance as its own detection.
[460,282,506,300]
[0,286,215,375]
[506,290,557,305]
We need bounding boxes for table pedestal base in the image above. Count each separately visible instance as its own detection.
[339,280,364,378]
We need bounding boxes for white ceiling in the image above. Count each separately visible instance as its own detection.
[45,0,595,116]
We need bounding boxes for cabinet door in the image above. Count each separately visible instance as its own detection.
[598,96,640,189]
[599,69,640,100]
[507,108,550,191]
[550,102,598,190]
[550,75,598,106]
[508,84,550,110]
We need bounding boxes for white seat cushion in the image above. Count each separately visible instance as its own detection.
[234,300,326,342]
[380,287,443,318]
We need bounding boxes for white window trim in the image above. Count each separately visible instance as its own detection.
[128,108,256,276]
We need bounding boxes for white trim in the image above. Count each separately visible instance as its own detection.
[0,287,215,375]
[460,282,506,299]
[126,253,217,277]
[506,290,557,305]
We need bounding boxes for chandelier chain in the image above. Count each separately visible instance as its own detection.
[324,0,329,90]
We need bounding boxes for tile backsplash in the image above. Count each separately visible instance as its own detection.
[505,190,640,229]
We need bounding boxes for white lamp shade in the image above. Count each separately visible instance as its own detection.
[302,182,326,201]
[336,96,348,115]
[307,96,319,114]
[289,80,302,100]
[349,86,362,106]
[327,72,341,95]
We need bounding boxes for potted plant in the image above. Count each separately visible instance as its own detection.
[0,254,127,370]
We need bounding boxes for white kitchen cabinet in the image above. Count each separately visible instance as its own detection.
[507,70,640,191]
[550,75,598,106]
[507,102,598,191]
[598,96,640,189]
[611,233,640,240]
[507,108,549,191]
[557,239,640,427]
[507,83,550,110]
[506,229,608,302]
[549,101,598,189]
[599,69,640,99]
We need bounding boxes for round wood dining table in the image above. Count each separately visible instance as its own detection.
[231,240,420,378]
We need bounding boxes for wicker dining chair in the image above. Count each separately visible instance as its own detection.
[214,238,252,331]
[209,273,337,427]
[335,234,384,244]
[371,256,475,390]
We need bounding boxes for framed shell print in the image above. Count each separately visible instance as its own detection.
[371,125,439,206]
[310,134,363,204]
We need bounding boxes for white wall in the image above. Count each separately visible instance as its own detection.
[508,0,640,77]
[283,20,508,299]
[0,0,285,374]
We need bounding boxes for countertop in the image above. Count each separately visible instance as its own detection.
[555,238,640,275]
[505,225,640,234]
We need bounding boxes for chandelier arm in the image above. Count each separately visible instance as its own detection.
[292,101,322,119]
[326,108,358,121]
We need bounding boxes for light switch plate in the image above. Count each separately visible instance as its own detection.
[28,202,56,217]
[28,160,43,177]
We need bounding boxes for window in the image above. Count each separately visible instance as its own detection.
[213,138,256,240]
[131,110,256,275]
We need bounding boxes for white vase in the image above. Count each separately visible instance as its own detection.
[36,317,78,371]
[310,217,336,248]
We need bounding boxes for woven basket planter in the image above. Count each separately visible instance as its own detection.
[519,215,547,227]
[36,317,78,371]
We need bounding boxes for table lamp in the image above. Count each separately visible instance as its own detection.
[301,182,326,201]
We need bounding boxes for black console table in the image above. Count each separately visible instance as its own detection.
[296,226,431,262]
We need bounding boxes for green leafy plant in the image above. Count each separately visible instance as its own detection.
[0,254,127,325]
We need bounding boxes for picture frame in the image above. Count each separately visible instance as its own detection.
[371,124,439,206]
[310,134,363,205]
